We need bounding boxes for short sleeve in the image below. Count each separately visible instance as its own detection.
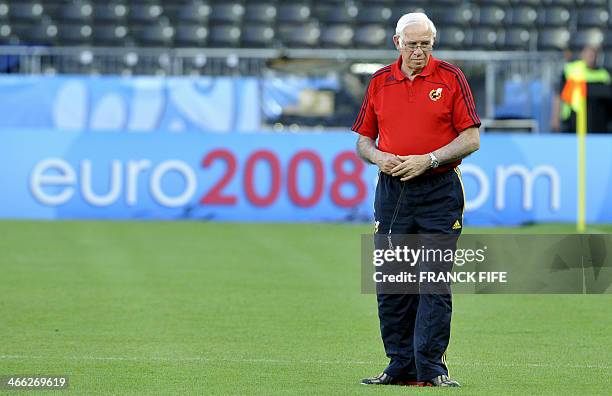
[451,68,481,133]
[351,81,378,139]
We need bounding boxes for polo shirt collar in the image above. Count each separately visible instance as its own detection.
[392,55,438,81]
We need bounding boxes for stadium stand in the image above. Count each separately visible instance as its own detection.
[1,0,607,132]
[0,0,606,53]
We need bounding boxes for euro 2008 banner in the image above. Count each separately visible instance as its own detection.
[2,129,612,225]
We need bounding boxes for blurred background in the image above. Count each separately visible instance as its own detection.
[0,0,611,226]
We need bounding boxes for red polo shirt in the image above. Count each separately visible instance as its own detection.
[352,55,480,172]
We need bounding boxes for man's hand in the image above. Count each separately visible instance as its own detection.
[375,152,402,175]
[356,136,402,174]
[391,154,430,181]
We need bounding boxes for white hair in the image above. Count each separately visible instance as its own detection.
[395,12,437,44]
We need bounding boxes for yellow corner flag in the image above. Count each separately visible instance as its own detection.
[561,79,587,233]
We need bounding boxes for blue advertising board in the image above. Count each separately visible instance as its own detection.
[0,75,260,133]
[0,130,610,225]
[0,74,342,133]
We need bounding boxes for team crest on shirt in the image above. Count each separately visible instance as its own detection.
[429,88,443,101]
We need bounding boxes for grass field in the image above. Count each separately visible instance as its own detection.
[1,221,611,395]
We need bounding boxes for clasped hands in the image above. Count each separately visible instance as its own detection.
[375,152,431,182]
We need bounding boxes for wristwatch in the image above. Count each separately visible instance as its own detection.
[429,152,439,169]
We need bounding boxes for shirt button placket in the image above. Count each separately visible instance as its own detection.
[406,80,415,103]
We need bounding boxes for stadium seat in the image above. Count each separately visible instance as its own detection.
[56,2,93,23]
[578,0,607,6]
[500,27,533,50]
[0,21,15,45]
[417,0,461,6]
[570,28,604,49]
[360,0,395,4]
[209,3,244,24]
[174,24,208,47]
[241,24,275,48]
[355,5,392,24]
[243,4,276,24]
[478,6,507,26]
[430,6,474,26]
[509,6,538,27]
[129,4,164,25]
[277,4,311,23]
[57,23,92,45]
[170,2,210,24]
[133,24,174,47]
[469,27,499,49]
[435,26,467,49]
[320,24,354,48]
[576,8,609,27]
[0,2,8,19]
[1,35,18,46]
[392,4,427,24]
[92,24,131,46]
[537,7,571,27]
[510,0,540,6]
[93,4,127,23]
[393,0,428,8]
[12,22,56,45]
[472,0,511,5]
[354,24,387,48]
[277,23,320,47]
[9,2,45,23]
[537,27,570,50]
[209,24,241,47]
[313,4,358,24]
[544,0,575,5]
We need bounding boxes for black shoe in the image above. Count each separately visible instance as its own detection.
[360,372,418,386]
[423,375,461,387]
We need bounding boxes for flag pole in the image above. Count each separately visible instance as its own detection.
[577,95,587,233]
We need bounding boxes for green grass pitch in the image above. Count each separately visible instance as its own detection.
[1,221,611,395]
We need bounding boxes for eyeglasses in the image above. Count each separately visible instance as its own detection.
[400,41,433,51]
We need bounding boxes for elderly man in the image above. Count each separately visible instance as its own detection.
[352,13,480,387]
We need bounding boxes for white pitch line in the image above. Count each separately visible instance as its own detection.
[0,355,609,370]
